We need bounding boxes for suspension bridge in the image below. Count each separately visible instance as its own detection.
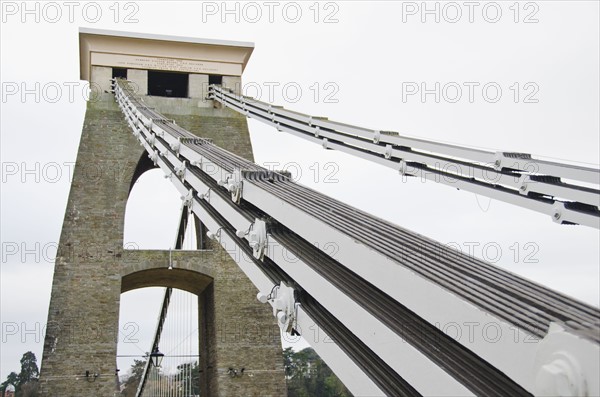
[39,29,600,397]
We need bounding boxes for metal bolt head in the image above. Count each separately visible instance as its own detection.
[554,211,561,220]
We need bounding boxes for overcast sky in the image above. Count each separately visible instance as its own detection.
[1,0,599,383]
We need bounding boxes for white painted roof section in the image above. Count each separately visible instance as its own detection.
[78,27,254,48]
[79,28,255,81]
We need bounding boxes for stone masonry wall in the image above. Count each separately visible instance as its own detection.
[39,94,286,396]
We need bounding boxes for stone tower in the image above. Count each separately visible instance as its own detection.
[39,28,286,396]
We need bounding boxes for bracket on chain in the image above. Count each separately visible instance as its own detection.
[398,160,408,175]
[206,227,222,241]
[247,219,267,260]
[175,160,187,179]
[552,203,564,224]
[170,138,181,156]
[257,282,297,333]
[148,150,158,166]
[219,168,243,204]
[373,130,381,144]
[181,189,194,209]
[198,188,211,201]
[142,118,153,131]
[384,144,392,159]
[518,174,532,196]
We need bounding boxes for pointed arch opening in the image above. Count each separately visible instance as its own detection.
[119,152,212,395]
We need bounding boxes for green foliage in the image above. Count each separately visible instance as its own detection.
[120,359,147,397]
[284,347,352,397]
[1,349,349,397]
[1,352,40,397]
[0,372,19,396]
[18,352,39,384]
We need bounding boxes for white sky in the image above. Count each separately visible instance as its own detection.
[1,0,599,382]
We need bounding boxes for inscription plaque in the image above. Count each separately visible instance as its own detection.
[91,52,241,76]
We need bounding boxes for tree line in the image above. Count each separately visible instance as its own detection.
[283,347,352,397]
[1,351,39,397]
[120,347,351,396]
[3,348,351,396]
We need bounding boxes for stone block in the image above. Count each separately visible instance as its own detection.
[127,69,148,96]
[91,66,112,93]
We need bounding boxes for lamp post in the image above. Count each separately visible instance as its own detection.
[149,347,164,368]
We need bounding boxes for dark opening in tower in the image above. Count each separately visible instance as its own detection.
[208,74,223,85]
[112,67,127,79]
[148,70,189,98]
